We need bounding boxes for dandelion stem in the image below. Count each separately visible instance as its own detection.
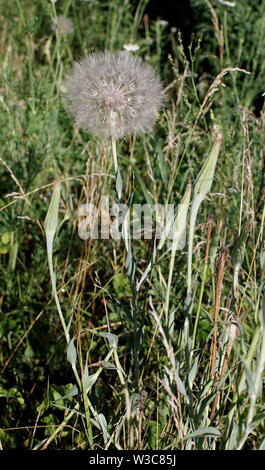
[111,137,123,200]
[111,137,118,174]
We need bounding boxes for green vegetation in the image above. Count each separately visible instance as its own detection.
[0,0,264,450]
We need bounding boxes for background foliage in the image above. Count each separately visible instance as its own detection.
[0,0,264,450]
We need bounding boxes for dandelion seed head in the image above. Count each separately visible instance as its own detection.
[53,16,74,36]
[64,51,163,139]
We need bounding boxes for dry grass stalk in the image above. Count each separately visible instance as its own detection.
[210,247,229,378]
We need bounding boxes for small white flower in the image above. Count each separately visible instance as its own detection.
[171,27,177,33]
[123,44,140,52]
[159,20,169,27]
[216,0,236,6]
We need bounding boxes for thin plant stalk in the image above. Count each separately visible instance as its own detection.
[111,137,123,200]
[39,403,80,450]
[211,317,239,422]
[79,349,94,448]
[236,296,265,449]
[111,137,118,175]
[210,247,228,379]
[192,214,215,349]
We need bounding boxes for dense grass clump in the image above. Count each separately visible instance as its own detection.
[0,0,264,450]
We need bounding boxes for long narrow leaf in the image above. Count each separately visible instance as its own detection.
[186,128,222,305]
[44,179,69,344]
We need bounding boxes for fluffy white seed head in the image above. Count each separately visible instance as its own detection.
[53,16,74,36]
[64,51,163,139]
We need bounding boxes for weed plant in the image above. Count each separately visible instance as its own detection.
[0,0,264,450]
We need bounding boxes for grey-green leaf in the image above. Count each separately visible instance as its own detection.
[67,337,77,367]
[97,331,118,349]
[185,427,222,440]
